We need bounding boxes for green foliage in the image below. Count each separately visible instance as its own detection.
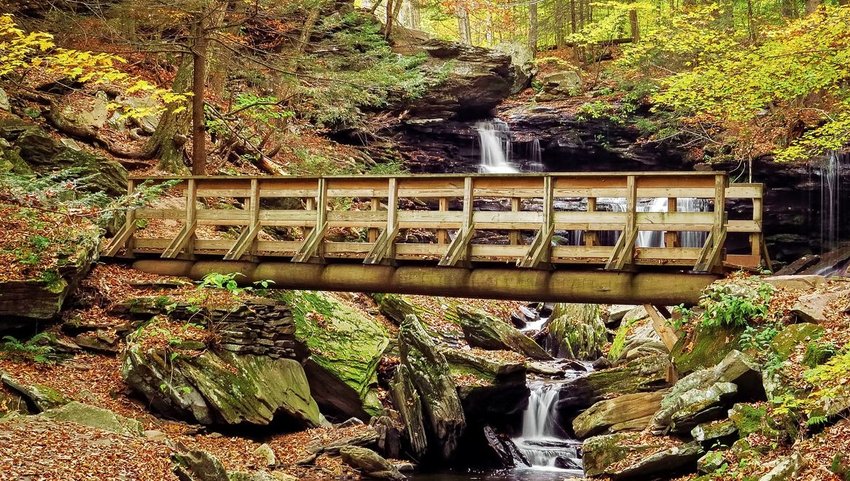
[0,333,57,364]
[698,280,774,329]
[197,272,274,297]
[803,340,838,368]
[739,324,780,352]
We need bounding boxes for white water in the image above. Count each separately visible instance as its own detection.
[635,197,710,248]
[477,120,519,173]
[820,151,845,253]
[513,382,583,474]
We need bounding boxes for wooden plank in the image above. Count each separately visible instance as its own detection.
[291,179,327,263]
[223,179,260,261]
[437,197,448,245]
[368,197,380,243]
[605,176,637,270]
[136,208,184,220]
[518,176,554,268]
[363,178,399,265]
[439,177,474,266]
[644,304,679,351]
[102,179,138,257]
[584,197,598,247]
[160,221,197,258]
[664,197,679,248]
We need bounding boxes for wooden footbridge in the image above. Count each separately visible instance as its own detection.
[103,172,766,304]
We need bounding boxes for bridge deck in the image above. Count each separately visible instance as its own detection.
[104,172,765,273]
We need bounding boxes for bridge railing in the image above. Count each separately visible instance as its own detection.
[103,172,765,272]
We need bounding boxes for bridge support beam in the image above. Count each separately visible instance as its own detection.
[132,260,719,305]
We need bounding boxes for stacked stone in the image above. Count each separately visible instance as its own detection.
[168,300,298,359]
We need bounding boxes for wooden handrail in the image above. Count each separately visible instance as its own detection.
[106,173,766,272]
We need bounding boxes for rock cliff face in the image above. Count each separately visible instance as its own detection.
[385,103,850,263]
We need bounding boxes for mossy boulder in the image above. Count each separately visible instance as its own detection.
[339,446,405,481]
[122,341,324,428]
[456,305,551,360]
[0,372,69,412]
[39,401,143,436]
[572,391,666,439]
[389,364,428,460]
[399,314,465,461]
[544,303,607,360]
[284,291,389,421]
[771,323,824,360]
[558,354,673,412]
[583,431,702,479]
[671,324,744,374]
[728,403,796,443]
[691,418,738,445]
[651,350,762,434]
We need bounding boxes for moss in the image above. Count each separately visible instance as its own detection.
[672,324,744,374]
[771,323,824,361]
[282,291,389,416]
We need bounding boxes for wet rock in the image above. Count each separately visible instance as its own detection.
[371,416,403,460]
[39,401,142,436]
[122,341,324,428]
[480,425,529,468]
[583,432,702,479]
[399,314,465,461]
[544,303,607,360]
[443,349,529,426]
[456,305,551,360]
[287,291,389,421]
[389,365,428,460]
[572,391,666,439]
[339,446,406,481]
[0,372,69,412]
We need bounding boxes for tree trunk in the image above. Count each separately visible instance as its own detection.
[457,6,472,45]
[408,0,422,30]
[629,9,640,42]
[385,0,395,38]
[191,17,208,175]
[747,0,757,41]
[147,55,193,173]
[554,0,565,47]
[805,0,820,13]
[298,6,322,52]
[528,0,538,55]
[570,0,577,34]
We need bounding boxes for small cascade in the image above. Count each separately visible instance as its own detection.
[528,138,544,170]
[476,120,519,173]
[590,197,710,248]
[513,382,583,475]
[820,151,845,253]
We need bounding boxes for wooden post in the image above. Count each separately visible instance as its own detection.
[623,175,637,262]
[510,197,520,245]
[369,197,380,243]
[316,178,327,257]
[386,178,398,259]
[185,178,197,256]
[437,197,449,245]
[751,193,763,264]
[249,178,260,255]
[644,304,679,351]
[585,197,598,246]
[664,197,679,248]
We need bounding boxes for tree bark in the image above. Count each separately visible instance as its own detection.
[147,55,193,173]
[629,9,640,42]
[554,1,565,47]
[191,17,208,175]
[298,6,322,52]
[457,6,472,45]
[528,0,538,55]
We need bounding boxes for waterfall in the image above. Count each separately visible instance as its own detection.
[513,382,583,474]
[820,151,845,253]
[476,120,518,173]
[529,138,544,170]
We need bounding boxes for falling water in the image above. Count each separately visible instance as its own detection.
[477,120,519,173]
[528,139,544,170]
[512,382,583,475]
[820,151,844,253]
[635,198,710,248]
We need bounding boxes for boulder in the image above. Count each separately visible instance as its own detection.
[339,446,406,481]
[572,391,665,439]
[56,93,109,131]
[671,323,745,374]
[762,275,826,290]
[558,354,673,412]
[392,38,513,119]
[0,372,69,412]
[285,291,389,420]
[610,316,666,364]
[544,303,607,360]
[374,293,419,326]
[480,425,529,468]
[122,342,324,428]
[770,323,824,360]
[173,449,229,481]
[0,116,128,196]
[792,289,850,324]
[456,306,551,360]
[583,432,702,479]
[442,349,529,425]
[538,70,582,98]
[691,418,738,445]
[728,403,796,443]
[389,365,428,460]
[758,453,806,481]
[697,450,727,474]
[254,444,276,467]
[39,401,142,436]
[606,305,636,325]
[651,350,762,434]
[399,315,465,461]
